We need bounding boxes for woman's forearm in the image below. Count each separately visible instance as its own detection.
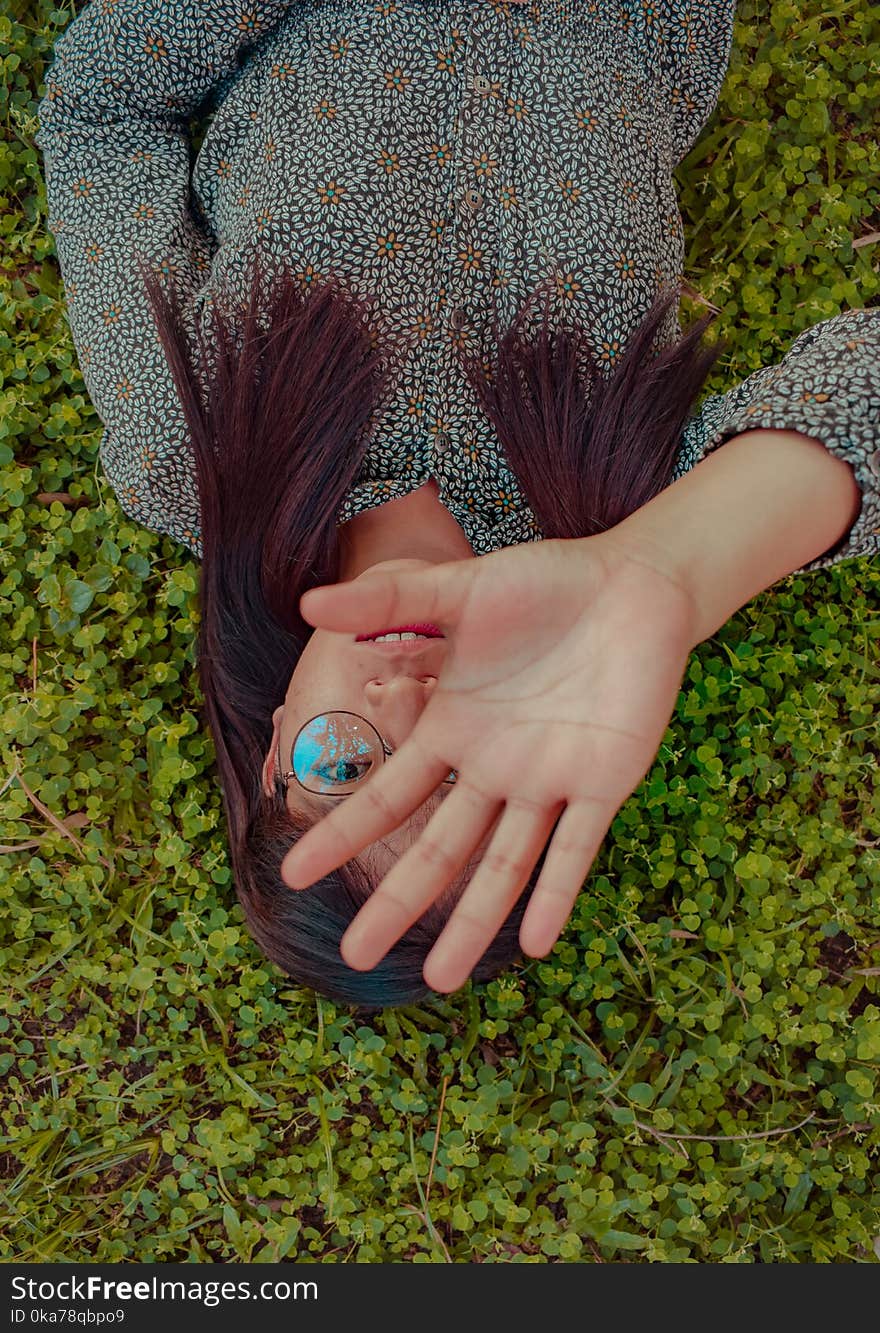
[609,428,863,650]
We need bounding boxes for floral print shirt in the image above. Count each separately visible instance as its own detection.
[35,0,879,574]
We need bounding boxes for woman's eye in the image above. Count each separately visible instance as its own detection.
[316,759,370,782]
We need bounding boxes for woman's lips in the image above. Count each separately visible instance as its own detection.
[355,622,444,641]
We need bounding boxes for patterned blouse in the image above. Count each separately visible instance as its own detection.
[35,0,879,573]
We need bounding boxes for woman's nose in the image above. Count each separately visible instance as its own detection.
[363,674,437,741]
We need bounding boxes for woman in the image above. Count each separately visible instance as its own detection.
[35,0,877,1008]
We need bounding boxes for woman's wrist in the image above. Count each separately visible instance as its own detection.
[606,428,862,650]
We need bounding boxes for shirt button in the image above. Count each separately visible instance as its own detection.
[472,74,491,93]
[463,187,483,212]
[435,432,451,454]
[450,306,467,329]
[868,448,880,480]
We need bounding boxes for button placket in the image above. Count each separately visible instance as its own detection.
[455,30,505,312]
[430,8,508,472]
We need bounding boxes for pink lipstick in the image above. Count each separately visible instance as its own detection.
[355,622,444,641]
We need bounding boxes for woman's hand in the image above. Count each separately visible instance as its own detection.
[280,528,699,993]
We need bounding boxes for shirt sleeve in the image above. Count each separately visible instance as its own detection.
[620,1,737,166]
[671,309,880,574]
[34,0,299,558]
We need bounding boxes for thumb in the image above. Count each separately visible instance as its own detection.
[299,559,474,634]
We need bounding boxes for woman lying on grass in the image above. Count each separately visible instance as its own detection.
[141,258,869,1008]
[36,1,878,1008]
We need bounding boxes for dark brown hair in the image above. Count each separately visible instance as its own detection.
[139,251,724,1009]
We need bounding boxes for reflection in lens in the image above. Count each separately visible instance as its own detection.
[292,712,381,794]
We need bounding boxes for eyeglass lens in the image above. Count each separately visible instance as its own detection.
[292,712,383,795]
[291,711,457,793]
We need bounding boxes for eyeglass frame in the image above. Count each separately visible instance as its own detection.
[275,709,458,797]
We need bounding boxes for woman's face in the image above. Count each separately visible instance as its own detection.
[261,558,458,872]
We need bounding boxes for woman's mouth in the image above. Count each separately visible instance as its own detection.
[355,622,444,642]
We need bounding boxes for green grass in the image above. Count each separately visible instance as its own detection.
[2,0,878,1263]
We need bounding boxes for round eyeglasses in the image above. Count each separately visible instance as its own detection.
[277,710,458,796]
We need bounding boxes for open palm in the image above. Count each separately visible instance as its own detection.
[280,531,699,992]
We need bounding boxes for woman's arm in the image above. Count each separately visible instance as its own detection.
[670,310,880,576]
[619,1,737,166]
[34,1,299,554]
[611,427,864,650]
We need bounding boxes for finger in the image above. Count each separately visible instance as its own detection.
[340,781,502,970]
[423,799,564,994]
[299,560,474,635]
[280,735,452,888]
[518,797,612,958]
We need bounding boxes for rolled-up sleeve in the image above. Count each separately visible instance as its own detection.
[671,309,880,574]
